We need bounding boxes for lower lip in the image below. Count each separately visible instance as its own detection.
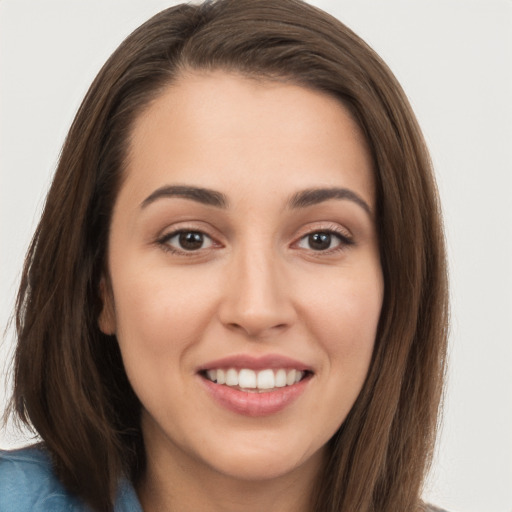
[200,375,310,417]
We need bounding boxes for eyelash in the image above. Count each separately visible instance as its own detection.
[156,225,354,256]
[295,226,354,254]
[156,228,219,256]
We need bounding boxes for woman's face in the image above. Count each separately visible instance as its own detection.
[100,71,383,484]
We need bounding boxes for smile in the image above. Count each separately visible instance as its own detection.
[198,354,313,416]
[203,368,306,392]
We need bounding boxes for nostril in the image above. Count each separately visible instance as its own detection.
[217,291,296,338]
[226,321,289,338]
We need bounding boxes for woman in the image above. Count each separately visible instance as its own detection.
[0,0,448,511]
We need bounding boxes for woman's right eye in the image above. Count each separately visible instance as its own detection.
[160,230,214,252]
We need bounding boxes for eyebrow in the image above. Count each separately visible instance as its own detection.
[141,184,371,216]
[141,185,228,209]
[288,187,372,215]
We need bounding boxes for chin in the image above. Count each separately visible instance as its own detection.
[200,437,325,483]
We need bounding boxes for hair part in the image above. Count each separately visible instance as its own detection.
[9,1,448,511]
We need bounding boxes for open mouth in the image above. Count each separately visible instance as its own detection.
[200,368,311,393]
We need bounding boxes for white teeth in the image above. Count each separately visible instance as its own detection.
[238,369,257,389]
[204,367,306,390]
[216,368,226,385]
[257,369,275,389]
[275,369,287,387]
[226,368,239,386]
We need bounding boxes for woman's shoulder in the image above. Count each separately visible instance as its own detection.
[0,445,143,512]
[0,445,89,511]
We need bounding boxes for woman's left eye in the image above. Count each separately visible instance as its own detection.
[161,230,214,252]
[296,231,349,252]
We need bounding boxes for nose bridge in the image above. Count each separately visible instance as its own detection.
[219,234,294,337]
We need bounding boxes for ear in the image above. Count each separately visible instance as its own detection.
[98,276,116,335]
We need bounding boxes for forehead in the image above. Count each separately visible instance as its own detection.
[121,70,375,209]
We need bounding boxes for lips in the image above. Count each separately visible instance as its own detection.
[198,354,313,416]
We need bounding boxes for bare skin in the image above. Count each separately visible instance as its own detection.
[139,418,322,512]
[100,71,383,511]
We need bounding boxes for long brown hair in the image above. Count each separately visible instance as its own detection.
[8,1,448,511]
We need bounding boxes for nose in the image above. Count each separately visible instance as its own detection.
[217,243,296,339]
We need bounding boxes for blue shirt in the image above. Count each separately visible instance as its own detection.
[1,446,449,512]
[0,446,143,512]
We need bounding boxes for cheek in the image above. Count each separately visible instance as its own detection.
[109,265,222,424]
[291,264,383,447]
[302,263,383,378]
[111,264,218,366]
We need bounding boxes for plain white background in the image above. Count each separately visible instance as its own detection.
[1,1,511,511]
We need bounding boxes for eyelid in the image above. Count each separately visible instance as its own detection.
[155,223,223,255]
[294,222,353,242]
[164,230,214,249]
[291,222,354,253]
[153,221,354,257]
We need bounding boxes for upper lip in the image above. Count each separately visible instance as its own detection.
[198,354,313,372]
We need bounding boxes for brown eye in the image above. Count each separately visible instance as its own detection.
[297,231,345,251]
[165,231,213,251]
[308,232,333,251]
